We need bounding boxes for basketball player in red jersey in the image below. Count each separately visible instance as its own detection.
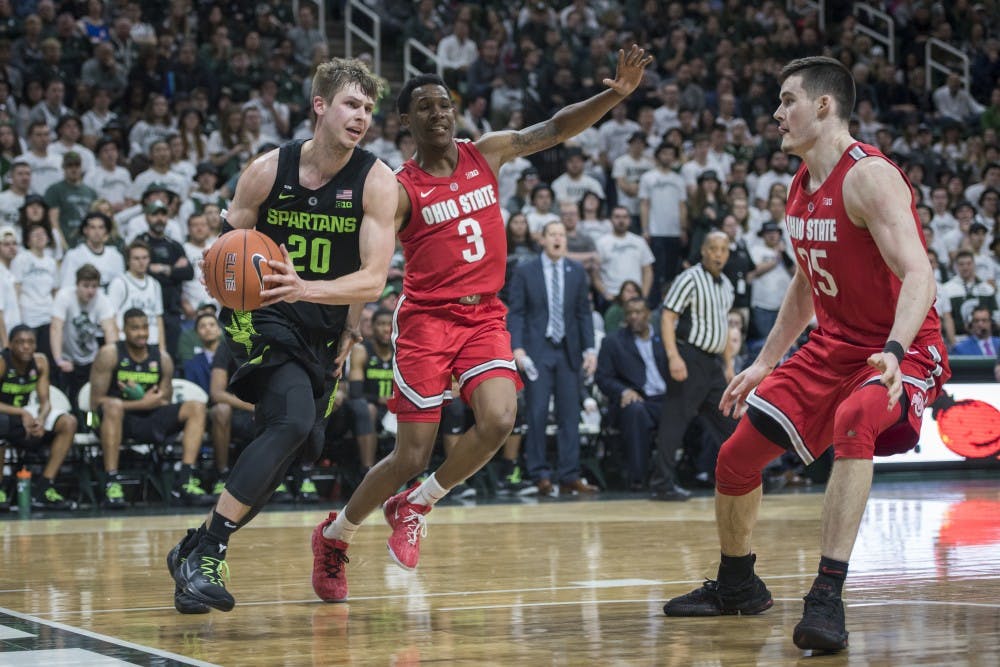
[663,56,950,652]
[301,46,652,601]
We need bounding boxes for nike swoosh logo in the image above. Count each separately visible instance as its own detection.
[278,193,294,200]
[419,188,436,198]
[251,253,267,289]
[224,521,238,529]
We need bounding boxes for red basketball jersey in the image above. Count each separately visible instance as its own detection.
[396,140,507,301]
[784,141,941,348]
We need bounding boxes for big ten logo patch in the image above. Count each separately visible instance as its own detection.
[224,252,237,292]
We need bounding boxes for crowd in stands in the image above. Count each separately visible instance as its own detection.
[0,0,999,511]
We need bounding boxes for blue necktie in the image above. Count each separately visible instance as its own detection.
[549,261,564,343]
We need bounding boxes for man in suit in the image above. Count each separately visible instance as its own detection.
[595,297,669,491]
[508,220,599,496]
[951,306,1000,356]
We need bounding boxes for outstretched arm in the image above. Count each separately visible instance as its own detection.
[475,45,654,172]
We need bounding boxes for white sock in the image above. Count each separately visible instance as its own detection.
[407,472,450,507]
[324,511,361,544]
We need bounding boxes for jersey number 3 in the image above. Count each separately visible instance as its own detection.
[458,217,485,263]
[796,247,839,297]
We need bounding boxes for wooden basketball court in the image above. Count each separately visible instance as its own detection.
[1,477,998,666]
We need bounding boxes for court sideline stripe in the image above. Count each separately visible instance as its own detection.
[438,597,1000,612]
[0,606,219,667]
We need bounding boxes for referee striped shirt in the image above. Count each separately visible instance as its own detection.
[662,263,734,355]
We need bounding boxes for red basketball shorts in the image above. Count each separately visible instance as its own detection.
[388,294,523,422]
[746,333,950,463]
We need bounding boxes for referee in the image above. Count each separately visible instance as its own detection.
[650,230,737,501]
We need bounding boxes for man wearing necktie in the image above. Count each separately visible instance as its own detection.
[950,306,1000,356]
[508,220,599,496]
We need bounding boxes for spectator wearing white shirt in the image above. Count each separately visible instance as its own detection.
[654,82,681,136]
[80,87,118,149]
[20,120,63,196]
[83,138,134,213]
[11,222,58,360]
[131,139,189,202]
[59,212,125,291]
[639,142,688,303]
[50,263,117,407]
[680,134,716,195]
[752,150,794,208]
[28,80,70,139]
[552,146,606,206]
[0,161,30,228]
[128,94,175,158]
[525,183,560,238]
[612,132,655,224]
[181,213,218,320]
[928,185,958,238]
[748,221,794,342]
[106,239,166,350]
[598,104,641,169]
[49,115,96,175]
[0,227,21,346]
[965,163,1000,210]
[436,19,478,91]
[243,78,290,141]
[933,73,985,123]
[594,206,654,303]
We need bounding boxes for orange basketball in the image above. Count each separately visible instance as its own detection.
[203,229,282,311]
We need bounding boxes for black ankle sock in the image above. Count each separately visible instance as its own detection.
[812,556,848,597]
[718,553,754,584]
[204,511,239,552]
[178,463,194,481]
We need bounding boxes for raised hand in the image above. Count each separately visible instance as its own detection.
[603,45,655,97]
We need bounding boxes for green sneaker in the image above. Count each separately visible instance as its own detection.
[497,465,539,496]
[173,476,214,506]
[297,478,319,503]
[271,482,294,503]
[0,488,9,510]
[212,479,226,496]
[103,480,126,508]
[37,485,74,510]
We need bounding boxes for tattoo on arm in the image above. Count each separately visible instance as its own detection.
[512,122,559,155]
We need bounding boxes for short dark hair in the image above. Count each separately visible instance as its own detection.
[9,324,33,341]
[397,73,448,115]
[195,312,218,328]
[123,308,147,323]
[76,263,101,284]
[779,56,856,122]
[80,211,111,236]
[373,307,393,322]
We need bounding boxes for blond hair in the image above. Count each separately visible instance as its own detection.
[311,57,384,104]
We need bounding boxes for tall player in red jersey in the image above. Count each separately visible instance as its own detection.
[306,46,653,601]
[663,57,950,652]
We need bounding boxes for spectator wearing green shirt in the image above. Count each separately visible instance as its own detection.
[44,151,96,248]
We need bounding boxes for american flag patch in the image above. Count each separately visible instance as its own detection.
[336,189,352,200]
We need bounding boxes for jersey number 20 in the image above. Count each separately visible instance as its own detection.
[287,234,332,274]
[458,218,485,263]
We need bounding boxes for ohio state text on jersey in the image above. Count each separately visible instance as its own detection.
[396,140,507,301]
[784,141,941,349]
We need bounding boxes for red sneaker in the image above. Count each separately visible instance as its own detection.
[383,485,432,570]
[311,511,350,602]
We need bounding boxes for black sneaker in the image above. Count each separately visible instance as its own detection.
[34,485,76,511]
[664,573,773,616]
[451,482,477,499]
[793,591,849,651]
[103,479,127,509]
[174,542,235,612]
[271,482,294,503]
[297,478,319,503]
[166,529,211,614]
[496,465,538,496]
[171,476,215,506]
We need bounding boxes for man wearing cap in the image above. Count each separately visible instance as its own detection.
[178,162,226,223]
[122,183,184,244]
[748,220,795,342]
[136,205,192,360]
[43,151,97,246]
[83,137,133,212]
[0,161,31,227]
[552,146,606,206]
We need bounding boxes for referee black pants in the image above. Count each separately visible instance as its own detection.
[650,341,737,492]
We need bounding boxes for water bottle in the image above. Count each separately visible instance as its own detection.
[520,356,539,382]
[581,397,601,432]
[16,468,31,519]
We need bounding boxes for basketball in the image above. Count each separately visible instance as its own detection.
[203,229,282,311]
